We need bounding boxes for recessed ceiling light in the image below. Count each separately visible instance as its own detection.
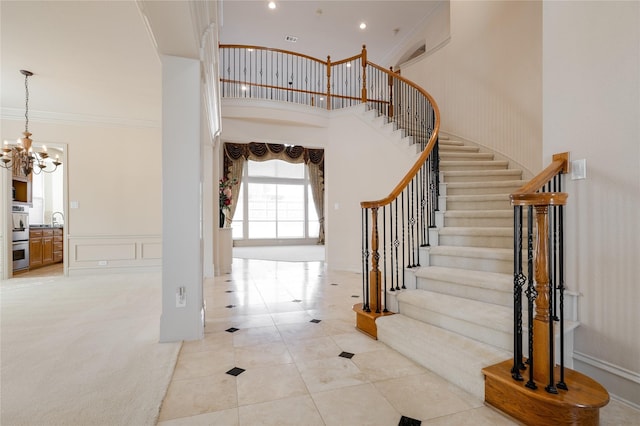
[359,22,367,30]
[268,1,276,10]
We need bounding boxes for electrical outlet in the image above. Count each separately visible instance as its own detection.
[98,260,108,266]
[176,287,186,308]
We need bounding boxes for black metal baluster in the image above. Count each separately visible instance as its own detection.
[420,163,428,247]
[401,191,406,288]
[557,174,568,391]
[525,205,537,389]
[410,178,415,265]
[551,178,558,321]
[390,200,395,292]
[394,198,400,290]
[512,205,524,381]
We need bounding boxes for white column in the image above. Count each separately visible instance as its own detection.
[159,55,204,342]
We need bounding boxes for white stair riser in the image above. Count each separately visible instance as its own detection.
[442,215,512,228]
[442,172,523,183]
[445,198,512,211]
[416,277,512,307]
[438,233,512,249]
[439,146,480,153]
[440,153,495,161]
[398,302,513,351]
[440,161,508,171]
[444,184,523,196]
[428,252,512,274]
[377,321,490,399]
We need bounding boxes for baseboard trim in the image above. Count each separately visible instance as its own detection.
[68,265,161,276]
[573,351,640,409]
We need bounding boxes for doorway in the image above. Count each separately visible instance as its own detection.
[2,143,68,280]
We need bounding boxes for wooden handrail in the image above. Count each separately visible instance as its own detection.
[510,152,569,206]
[219,44,328,65]
[360,65,440,209]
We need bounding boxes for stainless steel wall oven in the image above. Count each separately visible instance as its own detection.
[12,205,29,271]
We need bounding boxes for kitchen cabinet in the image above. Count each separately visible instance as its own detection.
[29,227,63,270]
[29,229,43,269]
[53,228,63,263]
[12,154,33,205]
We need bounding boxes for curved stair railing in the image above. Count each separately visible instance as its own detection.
[219,44,440,338]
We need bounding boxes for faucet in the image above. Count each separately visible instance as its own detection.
[52,211,64,227]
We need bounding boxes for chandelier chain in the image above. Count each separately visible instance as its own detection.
[24,72,29,133]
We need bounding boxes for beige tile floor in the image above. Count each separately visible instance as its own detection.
[157,257,640,425]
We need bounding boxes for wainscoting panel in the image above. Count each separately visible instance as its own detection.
[68,235,161,275]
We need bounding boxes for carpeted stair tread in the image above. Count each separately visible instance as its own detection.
[443,210,513,218]
[429,245,512,260]
[442,169,522,179]
[397,290,513,334]
[439,140,465,147]
[438,227,511,236]
[444,180,526,190]
[439,152,495,160]
[438,145,480,153]
[440,160,509,168]
[376,314,511,399]
[413,265,512,292]
[444,193,510,202]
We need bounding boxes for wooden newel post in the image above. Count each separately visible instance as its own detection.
[533,204,552,385]
[369,207,382,314]
[326,56,331,110]
[361,45,367,103]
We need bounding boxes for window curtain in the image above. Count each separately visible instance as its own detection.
[223,142,325,243]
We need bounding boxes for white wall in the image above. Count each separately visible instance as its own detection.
[543,1,640,406]
[159,55,204,342]
[1,118,162,275]
[401,0,542,176]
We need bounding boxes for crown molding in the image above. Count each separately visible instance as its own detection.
[0,107,160,129]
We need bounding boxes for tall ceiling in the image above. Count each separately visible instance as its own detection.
[1,0,440,133]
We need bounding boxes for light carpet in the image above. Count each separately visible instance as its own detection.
[0,272,181,426]
[233,245,325,262]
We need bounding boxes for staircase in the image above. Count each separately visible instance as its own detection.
[376,134,578,401]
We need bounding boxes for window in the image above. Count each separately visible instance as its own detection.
[231,159,319,242]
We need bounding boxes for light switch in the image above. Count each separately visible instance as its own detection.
[571,159,587,180]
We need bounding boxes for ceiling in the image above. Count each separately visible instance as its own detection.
[1,0,440,134]
[218,1,440,65]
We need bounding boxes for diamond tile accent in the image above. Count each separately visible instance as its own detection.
[226,367,245,377]
[292,299,302,303]
[225,305,236,309]
[310,319,321,323]
[225,290,234,293]
[225,279,232,282]
[331,283,338,286]
[225,327,239,333]
[339,351,354,359]
[351,295,360,298]
[398,415,421,426]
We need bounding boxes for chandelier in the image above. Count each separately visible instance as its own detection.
[1,70,61,176]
